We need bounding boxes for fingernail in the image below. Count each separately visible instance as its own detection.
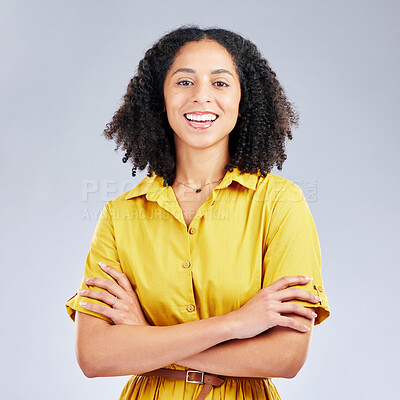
[305,276,313,281]
[315,296,321,301]
[78,289,85,295]
[99,262,106,268]
[304,325,310,331]
[312,312,317,318]
[80,302,87,306]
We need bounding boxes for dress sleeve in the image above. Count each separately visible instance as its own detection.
[262,181,330,326]
[65,201,121,324]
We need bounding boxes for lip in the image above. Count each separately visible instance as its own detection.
[184,111,219,116]
[183,111,218,130]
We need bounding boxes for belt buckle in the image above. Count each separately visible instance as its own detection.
[186,370,204,384]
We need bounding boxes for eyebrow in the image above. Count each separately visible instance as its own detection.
[171,68,234,78]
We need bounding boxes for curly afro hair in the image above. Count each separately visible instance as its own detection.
[103,24,299,186]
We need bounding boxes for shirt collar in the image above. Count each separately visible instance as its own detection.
[124,166,259,200]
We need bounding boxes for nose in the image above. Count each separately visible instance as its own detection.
[192,81,212,104]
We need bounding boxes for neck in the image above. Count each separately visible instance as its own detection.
[173,142,232,187]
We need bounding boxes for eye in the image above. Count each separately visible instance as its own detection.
[214,81,229,87]
[177,80,193,86]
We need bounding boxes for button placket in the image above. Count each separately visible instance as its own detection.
[182,235,196,317]
[187,191,219,232]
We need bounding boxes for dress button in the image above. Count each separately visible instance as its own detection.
[189,227,196,234]
[183,261,191,268]
[187,304,195,312]
[317,285,324,293]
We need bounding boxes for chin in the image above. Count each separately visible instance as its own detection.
[173,125,229,148]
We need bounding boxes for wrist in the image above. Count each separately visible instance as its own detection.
[215,312,237,341]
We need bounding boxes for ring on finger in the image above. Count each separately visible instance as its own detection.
[111,295,118,306]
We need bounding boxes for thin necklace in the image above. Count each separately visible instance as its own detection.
[175,177,224,193]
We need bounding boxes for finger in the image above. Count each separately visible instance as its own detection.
[99,262,135,293]
[276,302,318,320]
[79,301,116,323]
[277,287,320,304]
[266,276,313,292]
[275,315,311,332]
[83,277,127,299]
[78,289,116,306]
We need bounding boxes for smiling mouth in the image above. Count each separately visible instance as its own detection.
[184,113,219,123]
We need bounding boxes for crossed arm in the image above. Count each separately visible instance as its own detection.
[75,308,313,379]
[75,262,317,379]
[174,311,314,378]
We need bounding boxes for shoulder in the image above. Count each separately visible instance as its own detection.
[255,172,304,205]
[92,174,156,224]
[106,173,156,207]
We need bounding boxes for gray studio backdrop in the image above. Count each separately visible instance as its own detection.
[1,0,399,399]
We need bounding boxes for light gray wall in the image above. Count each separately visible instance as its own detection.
[1,0,399,398]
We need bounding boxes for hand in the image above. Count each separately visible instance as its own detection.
[225,276,320,339]
[78,262,149,326]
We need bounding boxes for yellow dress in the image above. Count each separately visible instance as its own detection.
[65,166,330,399]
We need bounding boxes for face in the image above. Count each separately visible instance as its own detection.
[163,39,241,151]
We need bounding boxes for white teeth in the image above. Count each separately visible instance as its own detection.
[185,113,217,122]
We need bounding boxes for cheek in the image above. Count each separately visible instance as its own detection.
[164,100,184,130]
[224,97,241,115]
[233,90,241,110]
[166,108,182,128]
[165,91,185,114]
[219,89,241,111]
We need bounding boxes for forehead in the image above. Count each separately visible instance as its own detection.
[169,39,237,71]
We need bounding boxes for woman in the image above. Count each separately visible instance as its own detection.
[65,25,330,399]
